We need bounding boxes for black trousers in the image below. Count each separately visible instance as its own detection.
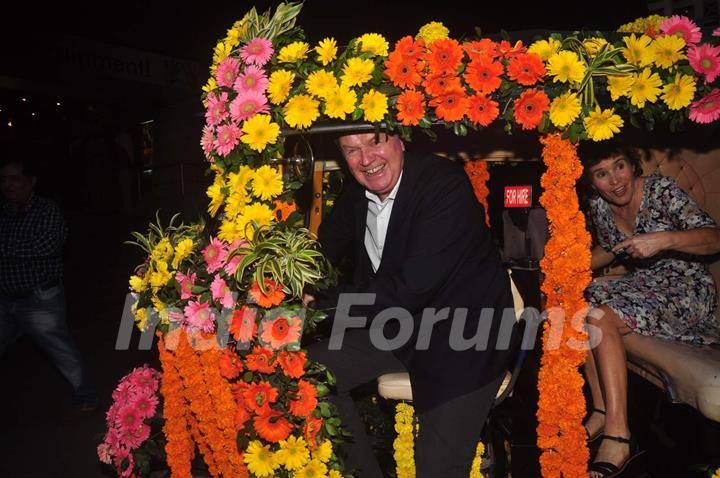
[308,329,503,478]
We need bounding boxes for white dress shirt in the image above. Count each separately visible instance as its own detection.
[364,172,403,272]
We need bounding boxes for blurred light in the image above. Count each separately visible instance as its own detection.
[21,97,27,102]
[31,112,36,116]
[7,121,12,127]
[56,102,61,106]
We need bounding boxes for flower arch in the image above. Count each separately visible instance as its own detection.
[117,4,720,478]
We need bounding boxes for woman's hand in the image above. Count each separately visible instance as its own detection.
[612,232,670,259]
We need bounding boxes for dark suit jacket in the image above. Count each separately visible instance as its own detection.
[319,152,517,412]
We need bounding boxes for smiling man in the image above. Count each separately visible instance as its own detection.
[307,131,518,477]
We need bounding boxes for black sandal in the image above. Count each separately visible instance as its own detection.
[584,408,606,446]
[589,434,645,477]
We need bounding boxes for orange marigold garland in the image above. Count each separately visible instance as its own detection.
[537,134,592,477]
[464,159,490,226]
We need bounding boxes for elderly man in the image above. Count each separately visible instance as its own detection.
[308,131,517,478]
[0,158,97,411]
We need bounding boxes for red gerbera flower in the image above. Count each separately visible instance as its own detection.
[303,416,323,448]
[396,89,426,126]
[289,380,318,418]
[245,346,277,374]
[384,51,423,88]
[498,39,527,59]
[278,350,307,378]
[422,72,462,96]
[429,88,468,122]
[249,279,285,308]
[229,306,257,343]
[394,35,426,61]
[507,52,546,86]
[243,380,278,414]
[463,39,499,61]
[463,56,504,94]
[254,409,293,443]
[513,88,550,130]
[218,348,243,379]
[235,404,251,430]
[467,94,499,126]
[426,38,464,74]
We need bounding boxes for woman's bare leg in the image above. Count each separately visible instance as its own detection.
[583,348,606,438]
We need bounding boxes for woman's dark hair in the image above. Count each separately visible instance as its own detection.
[577,140,643,195]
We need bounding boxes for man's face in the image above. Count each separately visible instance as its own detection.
[0,163,35,204]
[338,133,404,201]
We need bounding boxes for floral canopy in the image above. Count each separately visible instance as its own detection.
[108,4,720,478]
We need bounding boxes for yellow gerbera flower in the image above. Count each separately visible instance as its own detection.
[653,34,686,69]
[295,459,328,478]
[224,25,242,50]
[151,237,174,263]
[549,91,581,128]
[584,106,624,142]
[360,89,388,122]
[149,261,173,289]
[134,307,147,331]
[357,33,389,57]
[416,21,449,44]
[305,70,339,99]
[212,41,232,68]
[202,77,218,96]
[528,38,562,61]
[171,238,194,269]
[315,37,338,66]
[284,94,321,129]
[606,75,634,101]
[275,436,309,471]
[224,190,250,218]
[268,70,296,105]
[324,85,358,119]
[341,57,375,87]
[243,441,278,477]
[227,165,254,192]
[312,440,333,463]
[206,178,225,217]
[629,68,662,108]
[129,275,146,293]
[583,37,608,58]
[251,165,284,201]
[241,114,280,152]
[621,34,655,67]
[661,73,696,110]
[240,203,275,236]
[278,41,310,63]
[328,471,342,478]
[218,217,246,243]
[547,51,586,84]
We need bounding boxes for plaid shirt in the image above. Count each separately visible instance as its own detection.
[0,195,67,296]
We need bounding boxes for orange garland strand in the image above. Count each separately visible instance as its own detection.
[464,160,490,226]
[537,134,592,477]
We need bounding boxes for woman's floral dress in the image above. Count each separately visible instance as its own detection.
[586,171,720,344]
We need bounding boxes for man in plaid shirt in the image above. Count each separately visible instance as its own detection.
[0,158,96,410]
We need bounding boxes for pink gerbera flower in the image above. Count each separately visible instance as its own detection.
[241,37,274,66]
[713,27,720,37]
[119,423,151,450]
[115,404,141,433]
[184,300,216,333]
[210,275,236,309]
[213,123,242,157]
[201,125,215,161]
[234,65,269,94]
[97,443,112,464]
[175,271,197,300]
[205,91,229,126]
[111,380,136,403]
[660,15,702,45]
[113,446,134,478]
[128,366,160,392]
[260,315,302,350]
[215,57,241,88]
[203,238,228,273]
[229,90,270,122]
[133,392,159,419]
[224,239,248,275]
[688,43,720,83]
[689,88,720,124]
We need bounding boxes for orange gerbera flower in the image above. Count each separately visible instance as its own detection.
[234,404,251,430]
[303,416,323,448]
[384,52,423,89]
[245,346,277,373]
[463,56,504,94]
[231,380,249,401]
[289,380,318,418]
[426,38,464,74]
[463,38,499,61]
[466,94,499,126]
[273,200,296,222]
[229,306,257,343]
[513,88,550,130]
[260,315,302,350]
[507,52,546,86]
[243,380,279,414]
[394,35,425,61]
[278,350,307,378]
[396,89,426,126]
[254,409,293,443]
[429,88,468,122]
[218,348,243,379]
[498,39,527,58]
[422,72,462,97]
[249,278,285,308]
